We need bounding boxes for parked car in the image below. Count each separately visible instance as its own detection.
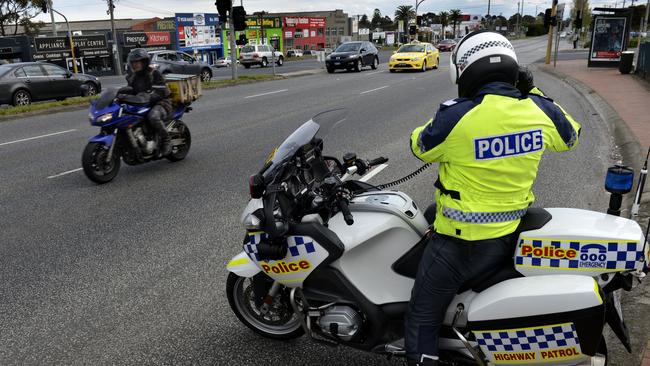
[389,42,439,72]
[128,50,213,81]
[213,57,239,68]
[437,39,457,52]
[0,62,101,106]
[325,41,379,73]
[239,44,285,68]
[287,49,304,57]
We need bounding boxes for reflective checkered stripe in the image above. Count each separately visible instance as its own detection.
[442,206,527,224]
[457,40,515,71]
[244,233,317,261]
[515,238,642,272]
[474,323,583,364]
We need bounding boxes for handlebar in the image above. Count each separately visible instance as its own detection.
[368,157,389,167]
[338,198,354,225]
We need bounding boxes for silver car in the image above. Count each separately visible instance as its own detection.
[239,44,284,68]
[146,51,213,81]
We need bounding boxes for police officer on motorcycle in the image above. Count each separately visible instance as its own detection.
[405,31,582,366]
[123,48,173,156]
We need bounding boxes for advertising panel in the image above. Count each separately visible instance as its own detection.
[175,13,221,51]
[33,35,109,59]
[590,17,626,62]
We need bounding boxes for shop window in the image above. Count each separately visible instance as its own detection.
[338,27,344,36]
[295,29,302,39]
[317,28,324,36]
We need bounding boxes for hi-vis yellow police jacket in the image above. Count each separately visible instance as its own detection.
[411,82,581,241]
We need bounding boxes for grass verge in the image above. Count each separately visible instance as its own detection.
[1,74,285,119]
[0,95,98,117]
[202,74,285,89]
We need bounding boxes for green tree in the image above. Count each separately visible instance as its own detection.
[394,5,415,25]
[381,15,395,31]
[0,0,46,36]
[439,11,449,38]
[359,14,370,29]
[422,11,437,26]
[371,8,382,30]
[449,9,462,38]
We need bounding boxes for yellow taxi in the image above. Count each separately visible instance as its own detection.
[389,42,439,72]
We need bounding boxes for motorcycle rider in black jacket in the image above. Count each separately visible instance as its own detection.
[123,48,173,156]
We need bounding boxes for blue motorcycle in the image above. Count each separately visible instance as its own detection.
[82,87,192,184]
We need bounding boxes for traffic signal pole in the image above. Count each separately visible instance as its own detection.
[545,0,558,64]
[228,6,238,80]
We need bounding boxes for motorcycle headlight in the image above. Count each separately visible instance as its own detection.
[97,113,113,124]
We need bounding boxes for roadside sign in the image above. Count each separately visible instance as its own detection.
[398,20,404,33]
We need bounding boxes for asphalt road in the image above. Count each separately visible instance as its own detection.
[0,37,619,365]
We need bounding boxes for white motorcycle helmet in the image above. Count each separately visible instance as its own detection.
[449,30,519,98]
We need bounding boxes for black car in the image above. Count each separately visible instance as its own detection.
[0,62,101,106]
[325,41,379,73]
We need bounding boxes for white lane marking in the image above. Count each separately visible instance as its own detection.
[0,129,77,147]
[359,164,387,182]
[47,167,83,179]
[244,89,289,99]
[367,71,383,75]
[360,85,389,95]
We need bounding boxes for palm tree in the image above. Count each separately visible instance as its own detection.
[449,9,462,38]
[439,11,449,39]
[394,5,415,25]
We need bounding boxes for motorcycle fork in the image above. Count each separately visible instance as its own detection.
[258,281,281,315]
[105,129,118,162]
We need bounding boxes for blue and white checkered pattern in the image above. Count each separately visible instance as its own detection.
[243,233,316,261]
[475,323,580,353]
[515,239,642,271]
[443,206,528,224]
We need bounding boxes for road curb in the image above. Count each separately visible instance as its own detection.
[0,104,91,122]
[534,64,650,221]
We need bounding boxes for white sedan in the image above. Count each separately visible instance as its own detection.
[213,58,239,68]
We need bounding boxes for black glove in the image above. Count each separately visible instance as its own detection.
[516,66,535,96]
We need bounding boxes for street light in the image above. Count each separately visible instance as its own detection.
[414,0,426,41]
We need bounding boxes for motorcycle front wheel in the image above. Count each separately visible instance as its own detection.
[226,272,304,340]
[166,120,191,162]
[82,142,120,184]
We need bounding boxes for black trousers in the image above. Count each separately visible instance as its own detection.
[404,233,513,361]
[147,105,169,141]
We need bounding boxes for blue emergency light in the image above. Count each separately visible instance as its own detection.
[605,165,634,194]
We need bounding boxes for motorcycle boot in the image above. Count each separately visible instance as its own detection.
[148,105,172,156]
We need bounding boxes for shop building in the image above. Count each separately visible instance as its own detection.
[0,36,32,63]
[282,16,326,51]
[270,10,349,49]
[223,16,284,59]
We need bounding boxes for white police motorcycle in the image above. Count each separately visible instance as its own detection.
[226,110,649,365]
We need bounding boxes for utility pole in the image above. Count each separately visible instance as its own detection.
[545,0,558,64]
[108,0,122,75]
[50,7,77,73]
[227,5,237,80]
[48,0,57,36]
[643,0,650,33]
[516,2,521,37]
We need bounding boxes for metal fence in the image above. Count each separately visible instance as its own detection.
[638,42,650,79]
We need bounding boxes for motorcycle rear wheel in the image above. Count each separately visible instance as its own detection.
[82,142,120,184]
[166,120,191,162]
[226,272,304,340]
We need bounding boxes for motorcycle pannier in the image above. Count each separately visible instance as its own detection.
[467,275,605,365]
[165,74,202,105]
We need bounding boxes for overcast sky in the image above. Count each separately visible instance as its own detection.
[37,0,623,22]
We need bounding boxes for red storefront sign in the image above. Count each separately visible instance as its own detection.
[283,17,326,50]
[146,32,171,45]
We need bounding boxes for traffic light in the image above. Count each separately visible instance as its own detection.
[232,6,246,31]
[215,0,232,19]
[409,25,417,35]
[40,0,48,13]
[236,33,248,46]
[543,8,557,28]
[573,16,582,30]
[416,15,422,26]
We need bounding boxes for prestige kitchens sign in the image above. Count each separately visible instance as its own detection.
[34,35,108,53]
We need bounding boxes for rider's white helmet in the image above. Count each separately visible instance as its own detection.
[449,30,518,97]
